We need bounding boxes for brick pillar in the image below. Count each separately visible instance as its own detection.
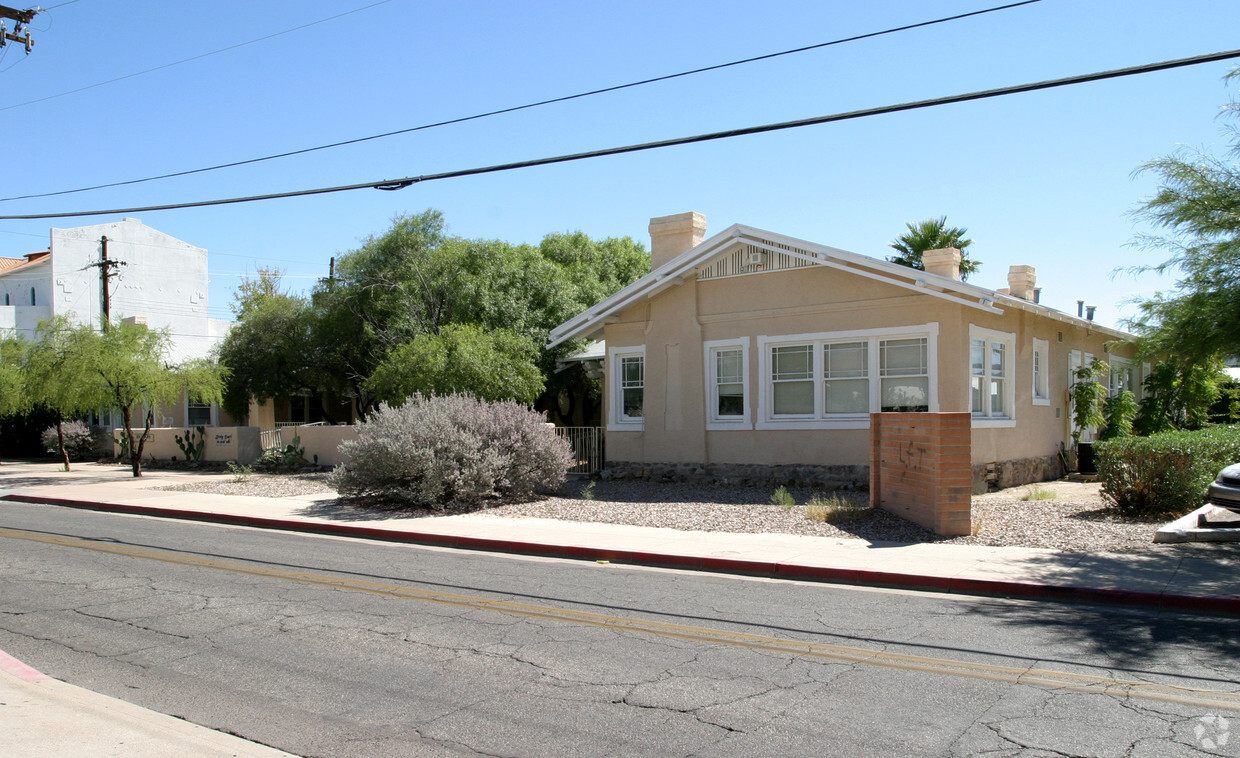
[870,412,972,536]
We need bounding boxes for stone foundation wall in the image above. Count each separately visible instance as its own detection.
[971,454,1065,494]
[600,461,868,489]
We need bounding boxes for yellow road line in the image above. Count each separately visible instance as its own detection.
[5,525,1238,712]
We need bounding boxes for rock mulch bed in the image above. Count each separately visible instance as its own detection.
[163,475,1175,553]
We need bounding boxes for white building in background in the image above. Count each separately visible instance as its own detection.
[0,218,234,428]
[0,218,231,363]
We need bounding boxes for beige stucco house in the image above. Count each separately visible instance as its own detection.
[548,212,1140,492]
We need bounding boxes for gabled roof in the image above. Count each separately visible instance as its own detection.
[0,251,49,278]
[547,223,1132,349]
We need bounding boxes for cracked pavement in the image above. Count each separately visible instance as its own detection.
[1,500,1237,758]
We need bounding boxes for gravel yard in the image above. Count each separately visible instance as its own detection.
[164,474,1172,553]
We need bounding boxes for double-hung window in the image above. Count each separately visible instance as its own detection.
[879,338,929,412]
[1109,358,1135,398]
[187,400,215,427]
[1032,338,1050,405]
[705,339,750,428]
[757,324,938,429]
[970,326,1015,426]
[608,346,645,429]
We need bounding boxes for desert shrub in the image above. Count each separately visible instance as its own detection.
[328,394,573,509]
[805,493,870,523]
[41,420,100,461]
[770,486,795,509]
[1020,485,1056,501]
[1096,425,1240,517]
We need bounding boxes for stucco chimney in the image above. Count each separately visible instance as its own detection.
[1007,265,1036,301]
[922,247,962,281]
[649,212,706,271]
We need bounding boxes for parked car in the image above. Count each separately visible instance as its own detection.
[1207,463,1240,513]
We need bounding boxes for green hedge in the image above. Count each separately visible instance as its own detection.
[1095,425,1240,517]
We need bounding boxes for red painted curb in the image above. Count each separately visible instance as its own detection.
[0,650,50,682]
[5,493,1238,616]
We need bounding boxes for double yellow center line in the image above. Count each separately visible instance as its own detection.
[4,525,1237,712]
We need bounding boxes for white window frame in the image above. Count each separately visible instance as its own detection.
[704,338,751,430]
[970,325,1016,428]
[756,323,938,430]
[1032,337,1050,406]
[1108,356,1135,398]
[186,398,218,427]
[607,345,645,431]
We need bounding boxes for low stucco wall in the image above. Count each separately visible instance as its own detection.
[116,426,262,464]
[281,425,358,467]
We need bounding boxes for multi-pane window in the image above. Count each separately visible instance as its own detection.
[619,355,644,419]
[1032,338,1049,404]
[759,326,937,426]
[823,342,868,413]
[970,328,1013,419]
[879,338,928,412]
[607,346,646,429]
[187,401,213,427]
[1109,360,1135,397]
[771,345,814,415]
[713,348,745,417]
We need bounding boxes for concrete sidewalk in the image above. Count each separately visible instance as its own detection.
[0,650,296,757]
[1,461,1237,615]
[1,460,1238,757]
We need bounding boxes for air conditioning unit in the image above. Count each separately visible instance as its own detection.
[746,250,764,266]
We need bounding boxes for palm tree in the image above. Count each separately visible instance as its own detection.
[888,216,981,281]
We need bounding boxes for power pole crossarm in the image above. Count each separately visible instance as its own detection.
[0,5,37,54]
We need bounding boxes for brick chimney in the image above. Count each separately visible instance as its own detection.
[649,212,706,271]
[922,247,962,281]
[1007,265,1036,301]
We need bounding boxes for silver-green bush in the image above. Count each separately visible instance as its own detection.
[41,420,101,461]
[328,394,573,509]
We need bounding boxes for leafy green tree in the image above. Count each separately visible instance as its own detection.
[0,335,26,419]
[1132,359,1222,435]
[1126,76,1240,363]
[367,324,544,405]
[303,210,647,417]
[0,335,29,464]
[217,281,325,423]
[1069,359,1109,455]
[67,321,226,477]
[888,216,982,281]
[23,317,108,470]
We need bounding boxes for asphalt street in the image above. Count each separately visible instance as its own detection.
[1,499,1237,757]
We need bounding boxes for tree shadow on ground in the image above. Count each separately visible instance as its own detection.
[955,588,1240,675]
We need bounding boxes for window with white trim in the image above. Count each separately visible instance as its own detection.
[1109,357,1135,398]
[970,326,1015,423]
[879,338,929,412]
[757,324,938,429]
[608,346,645,429]
[187,400,215,427]
[1032,338,1050,405]
[705,339,750,428]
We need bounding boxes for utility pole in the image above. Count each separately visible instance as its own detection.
[0,5,37,54]
[83,236,126,330]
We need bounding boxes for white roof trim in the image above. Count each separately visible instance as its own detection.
[547,223,1133,348]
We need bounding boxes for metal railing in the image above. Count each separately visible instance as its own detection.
[260,429,283,451]
[275,421,327,428]
[555,426,604,475]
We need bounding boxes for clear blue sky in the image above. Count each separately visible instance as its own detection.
[1,0,1238,330]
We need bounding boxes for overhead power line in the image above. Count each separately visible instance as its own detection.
[0,0,1042,203]
[0,0,395,116]
[4,47,1238,222]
